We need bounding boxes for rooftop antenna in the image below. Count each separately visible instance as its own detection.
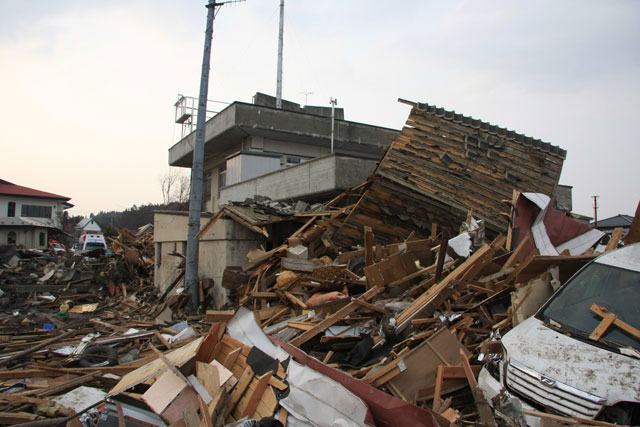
[276,0,284,108]
[592,195,599,228]
[330,97,337,153]
[186,0,245,312]
[301,91,313,105]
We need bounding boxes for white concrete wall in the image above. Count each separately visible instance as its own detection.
[0,195,65,228]
[154,212,265,306]
[0,227,48,249]
[219,155,378,205]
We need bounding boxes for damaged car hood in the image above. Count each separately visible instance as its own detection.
[503,317,640,405]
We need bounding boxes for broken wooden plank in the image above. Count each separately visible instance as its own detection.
[591,304,640,341]
[459,349,495,427]
[205,310,236,323]
[0,329,75,366]
[240,372,273,419]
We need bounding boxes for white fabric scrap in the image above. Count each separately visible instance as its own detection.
[448,232,472,258]
[279,360,369,427]
[227,307,289,362]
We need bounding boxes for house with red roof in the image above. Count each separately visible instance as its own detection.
[0,179,73,250]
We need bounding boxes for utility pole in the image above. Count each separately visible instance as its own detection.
[330,98,337,153]
[592,196,599,228]
[185,0,244,312]
[276,0,284,108]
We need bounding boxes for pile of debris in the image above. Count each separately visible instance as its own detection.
[204,189,639,426]
[1,98,639,425]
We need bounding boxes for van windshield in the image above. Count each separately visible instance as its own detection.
[540,262,640,351]
[85,243,106,251]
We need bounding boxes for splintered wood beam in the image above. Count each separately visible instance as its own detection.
[605,227,624,252]
[196,209,225,239]
[591,304,640,341]
[364,226,374,267]
[434,229,449,283]
[459,349,495,427]
[502,234,531,271]
[589,312,617,341]
[289,286,383,347]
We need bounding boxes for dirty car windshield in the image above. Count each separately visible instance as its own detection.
[85,243,105,251]
[540,262,640,351]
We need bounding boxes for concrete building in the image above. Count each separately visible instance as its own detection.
[155,93,399,303]
[0,179,73,249]
[168,93,399,212]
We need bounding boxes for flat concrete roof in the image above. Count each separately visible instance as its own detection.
[168,101,399,167]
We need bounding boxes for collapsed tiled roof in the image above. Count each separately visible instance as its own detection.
[0,179,70,201]
[402,99,566,159]
[595,214,634,228]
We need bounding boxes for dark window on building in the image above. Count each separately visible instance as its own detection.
[21,205,52,218]
[39,232,46,246]
[218,164,227,197]
[7,231,16,245]
[203,171,212,205]
[7,202,15,217]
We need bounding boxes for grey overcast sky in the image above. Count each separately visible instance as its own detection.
[1,0,639,220]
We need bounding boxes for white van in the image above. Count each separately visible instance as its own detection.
[72,234,109,255]
[479,243,640,425]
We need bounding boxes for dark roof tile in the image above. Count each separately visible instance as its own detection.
[409,101,566,159]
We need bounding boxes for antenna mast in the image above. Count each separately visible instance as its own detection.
[276,0,284,108]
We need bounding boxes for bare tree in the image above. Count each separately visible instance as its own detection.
[160,168,190,204]
[176,174,191,203]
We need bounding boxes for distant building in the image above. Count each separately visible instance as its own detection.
[75,216,102,237]
[0,179,73,249]
[593,214,634,233]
